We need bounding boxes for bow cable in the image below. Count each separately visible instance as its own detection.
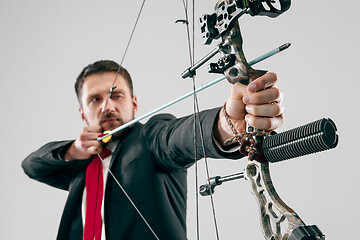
[180,1,201,239]
[178,1,200,239]
[179,0,220,239]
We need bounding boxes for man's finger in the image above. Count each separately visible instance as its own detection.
[88,145,103,155]
[230,81,250,101]
[245,103,284,117]
[85,125,102,133]
[245,114,284,131]
[248,72,278,93]
[244,88,283,105]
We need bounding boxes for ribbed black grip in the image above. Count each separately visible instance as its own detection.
[263,118,338,163]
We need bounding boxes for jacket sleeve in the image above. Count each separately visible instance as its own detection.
[21,140,88,191]
[143,107,244,170]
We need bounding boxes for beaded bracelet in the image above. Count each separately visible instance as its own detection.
[222,102,269,160]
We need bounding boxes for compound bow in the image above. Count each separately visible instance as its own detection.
[185,0,338,239]
[98,0,338,239]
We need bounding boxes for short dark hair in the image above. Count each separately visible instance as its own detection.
[75,60,133,104]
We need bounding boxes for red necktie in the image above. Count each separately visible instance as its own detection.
[84,148,112,240]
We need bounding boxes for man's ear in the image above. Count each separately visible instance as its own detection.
[132,95,138,115]
[79,107,88,125]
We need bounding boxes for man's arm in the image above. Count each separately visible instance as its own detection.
[22,140,88,190]
[143,108,244,170]
[22,124,105,189]
[214,72,284,146]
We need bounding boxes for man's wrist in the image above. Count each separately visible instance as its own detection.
[60,142,76,161]
[214,103,240,147]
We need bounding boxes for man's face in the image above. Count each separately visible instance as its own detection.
[79,72,138,131]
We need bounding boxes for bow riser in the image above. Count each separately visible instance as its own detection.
[246,161,305,240]
[221,22,267,85]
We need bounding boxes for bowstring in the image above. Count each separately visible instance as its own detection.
[97,154,159,240]
[95,1,160,239]
[180,0,220,239]
[99,0,146,123]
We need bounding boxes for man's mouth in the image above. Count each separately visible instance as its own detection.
[102,118,119,124]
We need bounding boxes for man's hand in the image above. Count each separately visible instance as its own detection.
[63,125,103,161]
[215,72,284,145]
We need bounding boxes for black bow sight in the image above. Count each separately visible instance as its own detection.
[200,0,291,45]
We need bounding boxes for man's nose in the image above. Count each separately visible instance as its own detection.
[103,98,116,113]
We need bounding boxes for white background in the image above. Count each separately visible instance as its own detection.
[0,0,359,239]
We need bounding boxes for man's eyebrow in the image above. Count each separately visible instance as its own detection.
[110,88,126,94]
[86,93,100,100]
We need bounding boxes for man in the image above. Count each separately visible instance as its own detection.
[22,60,283,239]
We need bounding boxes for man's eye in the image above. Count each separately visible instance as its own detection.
[91,97,100,102]
[111,94,123,100]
